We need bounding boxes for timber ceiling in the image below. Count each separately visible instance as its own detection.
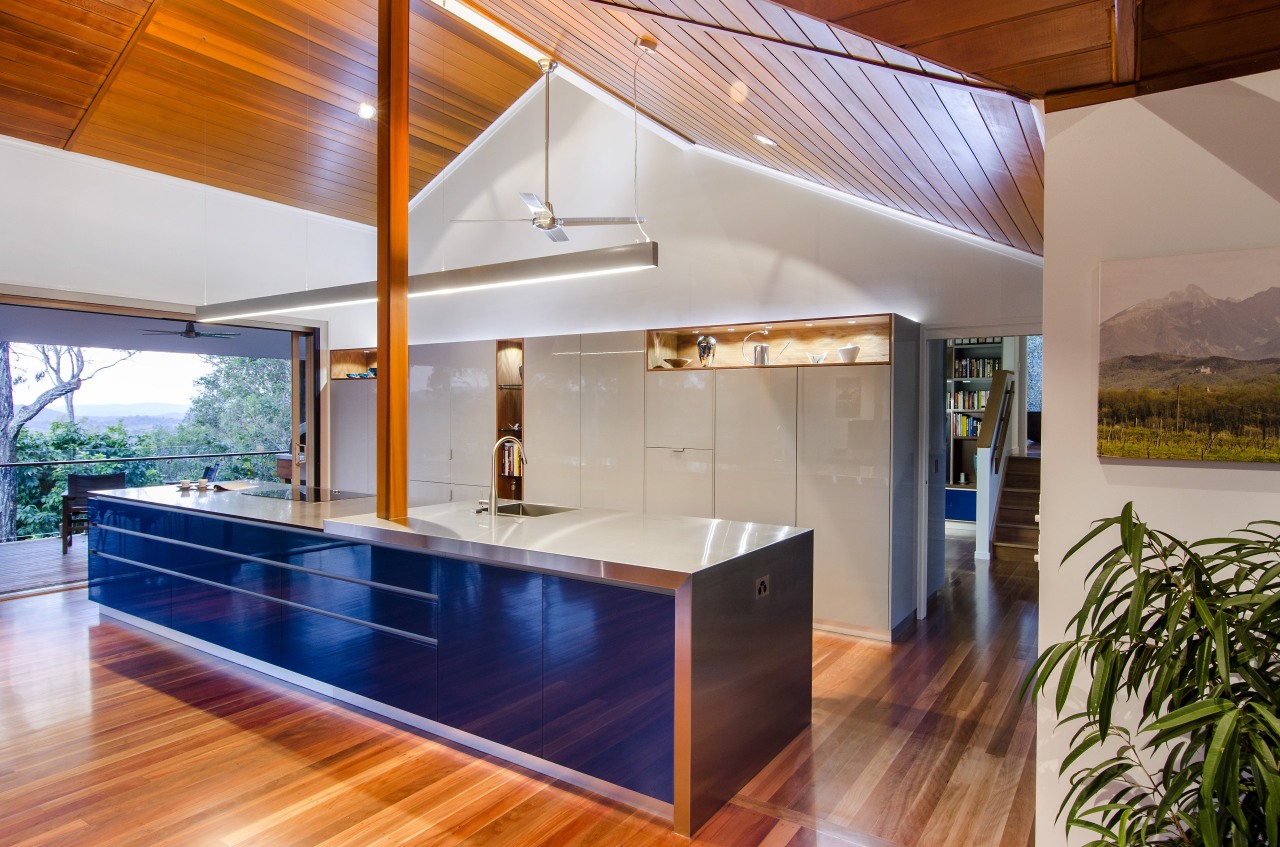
[772,0,1280,109]
[0,0,540,224]
[2,0,1277,255]
[467,0,1045,254]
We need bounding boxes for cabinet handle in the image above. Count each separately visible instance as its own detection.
[671,447,685,453]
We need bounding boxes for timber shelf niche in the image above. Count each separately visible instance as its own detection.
[646,313,893,371]
[330,348,377,379]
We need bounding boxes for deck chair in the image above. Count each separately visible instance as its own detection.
[61,472,127,554]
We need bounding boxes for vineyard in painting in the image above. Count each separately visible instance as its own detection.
[1098,253,1280,464]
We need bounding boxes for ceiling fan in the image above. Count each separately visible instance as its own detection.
[456,59,646,243]
[141,321,240,339]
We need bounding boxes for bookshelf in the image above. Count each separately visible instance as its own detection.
[945,337,1003,491]
[495,339,524,501]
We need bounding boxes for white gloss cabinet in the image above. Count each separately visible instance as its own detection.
[644,447,714,518]
[524,334,582,507]
[405,341,495,498]
[714,368,798,526]
[581,331,645,513]
[797,365,893,637]
[645,370,714,450]
[329,379,375,495]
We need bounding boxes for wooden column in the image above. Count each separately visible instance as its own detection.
[376,0,409,520]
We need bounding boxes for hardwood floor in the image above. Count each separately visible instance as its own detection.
[0,532,1036,846]
[0,536,87,598]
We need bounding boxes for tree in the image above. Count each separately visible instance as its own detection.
[179,356,291,479]
[0,343,134,541]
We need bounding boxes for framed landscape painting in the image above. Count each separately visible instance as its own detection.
[1098,247,1280,464]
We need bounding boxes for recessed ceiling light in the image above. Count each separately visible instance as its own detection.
[805,323,813,327]
[763,325,772,329]
[848,320,858,324]
[727,327,735,332]
[753,133,777,147]
[729,81,750,103]
[357,102,376,120]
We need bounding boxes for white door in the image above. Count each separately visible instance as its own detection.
[644,447,714,518]
[408,343,451,485]
[645,370,714,449]
[449,341,496,488]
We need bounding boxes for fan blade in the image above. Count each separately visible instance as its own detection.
[196,332,240,338]
[519,193,549,215]
[543,226,569,243]
[139,330,181,335]
[452,218,530,223]
[558,216,646,226]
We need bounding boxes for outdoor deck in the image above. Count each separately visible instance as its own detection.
[0,535,88,598]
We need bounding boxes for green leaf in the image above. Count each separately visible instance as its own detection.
[1146,699,1234,734]
[1056,647,1081,713]
[1201,707,1240,809]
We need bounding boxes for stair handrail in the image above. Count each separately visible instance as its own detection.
[977,370,1015,473]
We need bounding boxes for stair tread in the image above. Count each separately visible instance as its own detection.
[993,540,1039,549]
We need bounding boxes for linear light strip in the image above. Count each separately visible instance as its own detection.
[195,242,658,324]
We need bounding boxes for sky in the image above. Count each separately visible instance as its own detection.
[9,346,214,409]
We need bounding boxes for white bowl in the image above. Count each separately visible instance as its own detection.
[837,345,860,363]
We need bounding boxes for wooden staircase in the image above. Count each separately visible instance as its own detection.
[992,456,1040,563]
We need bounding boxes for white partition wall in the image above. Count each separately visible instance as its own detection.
[714,368,798,526]
[581,331,646,513]
[524,334,583,507]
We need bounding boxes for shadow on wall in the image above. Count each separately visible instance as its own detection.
[1141,80,1280,205]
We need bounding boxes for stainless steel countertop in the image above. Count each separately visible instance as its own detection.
[325,502,809,592]
[93,486,377,531]
[91,487,810,592]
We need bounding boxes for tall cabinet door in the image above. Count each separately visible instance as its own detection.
[449,341,497,488]
[714,368,798,526]
[797,365,892,635]
[409,343,452,487]
[645,369,714,517]
[581,331,645,513]
[524,334,582,507]
[330,380,375,495]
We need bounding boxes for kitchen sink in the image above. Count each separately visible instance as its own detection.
[494,502,577,518]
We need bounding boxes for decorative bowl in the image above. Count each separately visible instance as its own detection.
[664,358,691,368]
[368,366,377,376]
[837,345,861,363]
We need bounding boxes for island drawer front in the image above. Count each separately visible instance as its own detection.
[542,576,675,803]
[88,554,172,628]
[437,559,543,756]
[279,608,437,720]
[276,568,438,641]
[274,536,437,596]
[170,569,282,665]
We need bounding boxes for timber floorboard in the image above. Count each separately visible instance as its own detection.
[0,536,87,598]
[0,529,1036,846]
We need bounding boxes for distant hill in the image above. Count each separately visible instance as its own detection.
[1099,353,1280,390]
[25,402,188,434]
[1101,284,1280,360]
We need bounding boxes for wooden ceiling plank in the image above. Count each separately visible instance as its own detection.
[12,0,138,46]
[1112,0,1138,84]
[581,0,1026,99]
[1141,7,1280,79]
[1142,0,1280,32]
[91,78,378,189]
[805,54,999,239]
[0,12,117,74]
[969,94,1044,242]
[0,120,69,146]
[747,39,968,228]
[880,74,1030,251]
[833,62,1009,242]
[0,54,98,108]
[0,41,118,88]
[217,0,377,71]
[132,39,382,151]
[78,122,376,212]
[666,22,908,209]
[64,0,157,152]
[983,46,1112,95]
[919,82,1039,250]
[822,0,1096,49]
[1012,99,1044,181]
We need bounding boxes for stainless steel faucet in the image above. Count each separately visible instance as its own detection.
[481,436,528,515]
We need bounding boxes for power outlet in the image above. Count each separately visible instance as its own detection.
[755,575,770,599]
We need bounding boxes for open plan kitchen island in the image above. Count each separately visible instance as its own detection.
[86,486,813,836]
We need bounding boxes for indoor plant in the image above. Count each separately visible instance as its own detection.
[1026,503,1280,846]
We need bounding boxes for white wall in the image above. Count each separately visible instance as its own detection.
[399,78,1042,345]
[1039,69,1280,846]
[0,135,375,312]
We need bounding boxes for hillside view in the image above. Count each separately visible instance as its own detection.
[1099,284,1280,463]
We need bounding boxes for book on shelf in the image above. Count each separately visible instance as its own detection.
[952,357,1000,379]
